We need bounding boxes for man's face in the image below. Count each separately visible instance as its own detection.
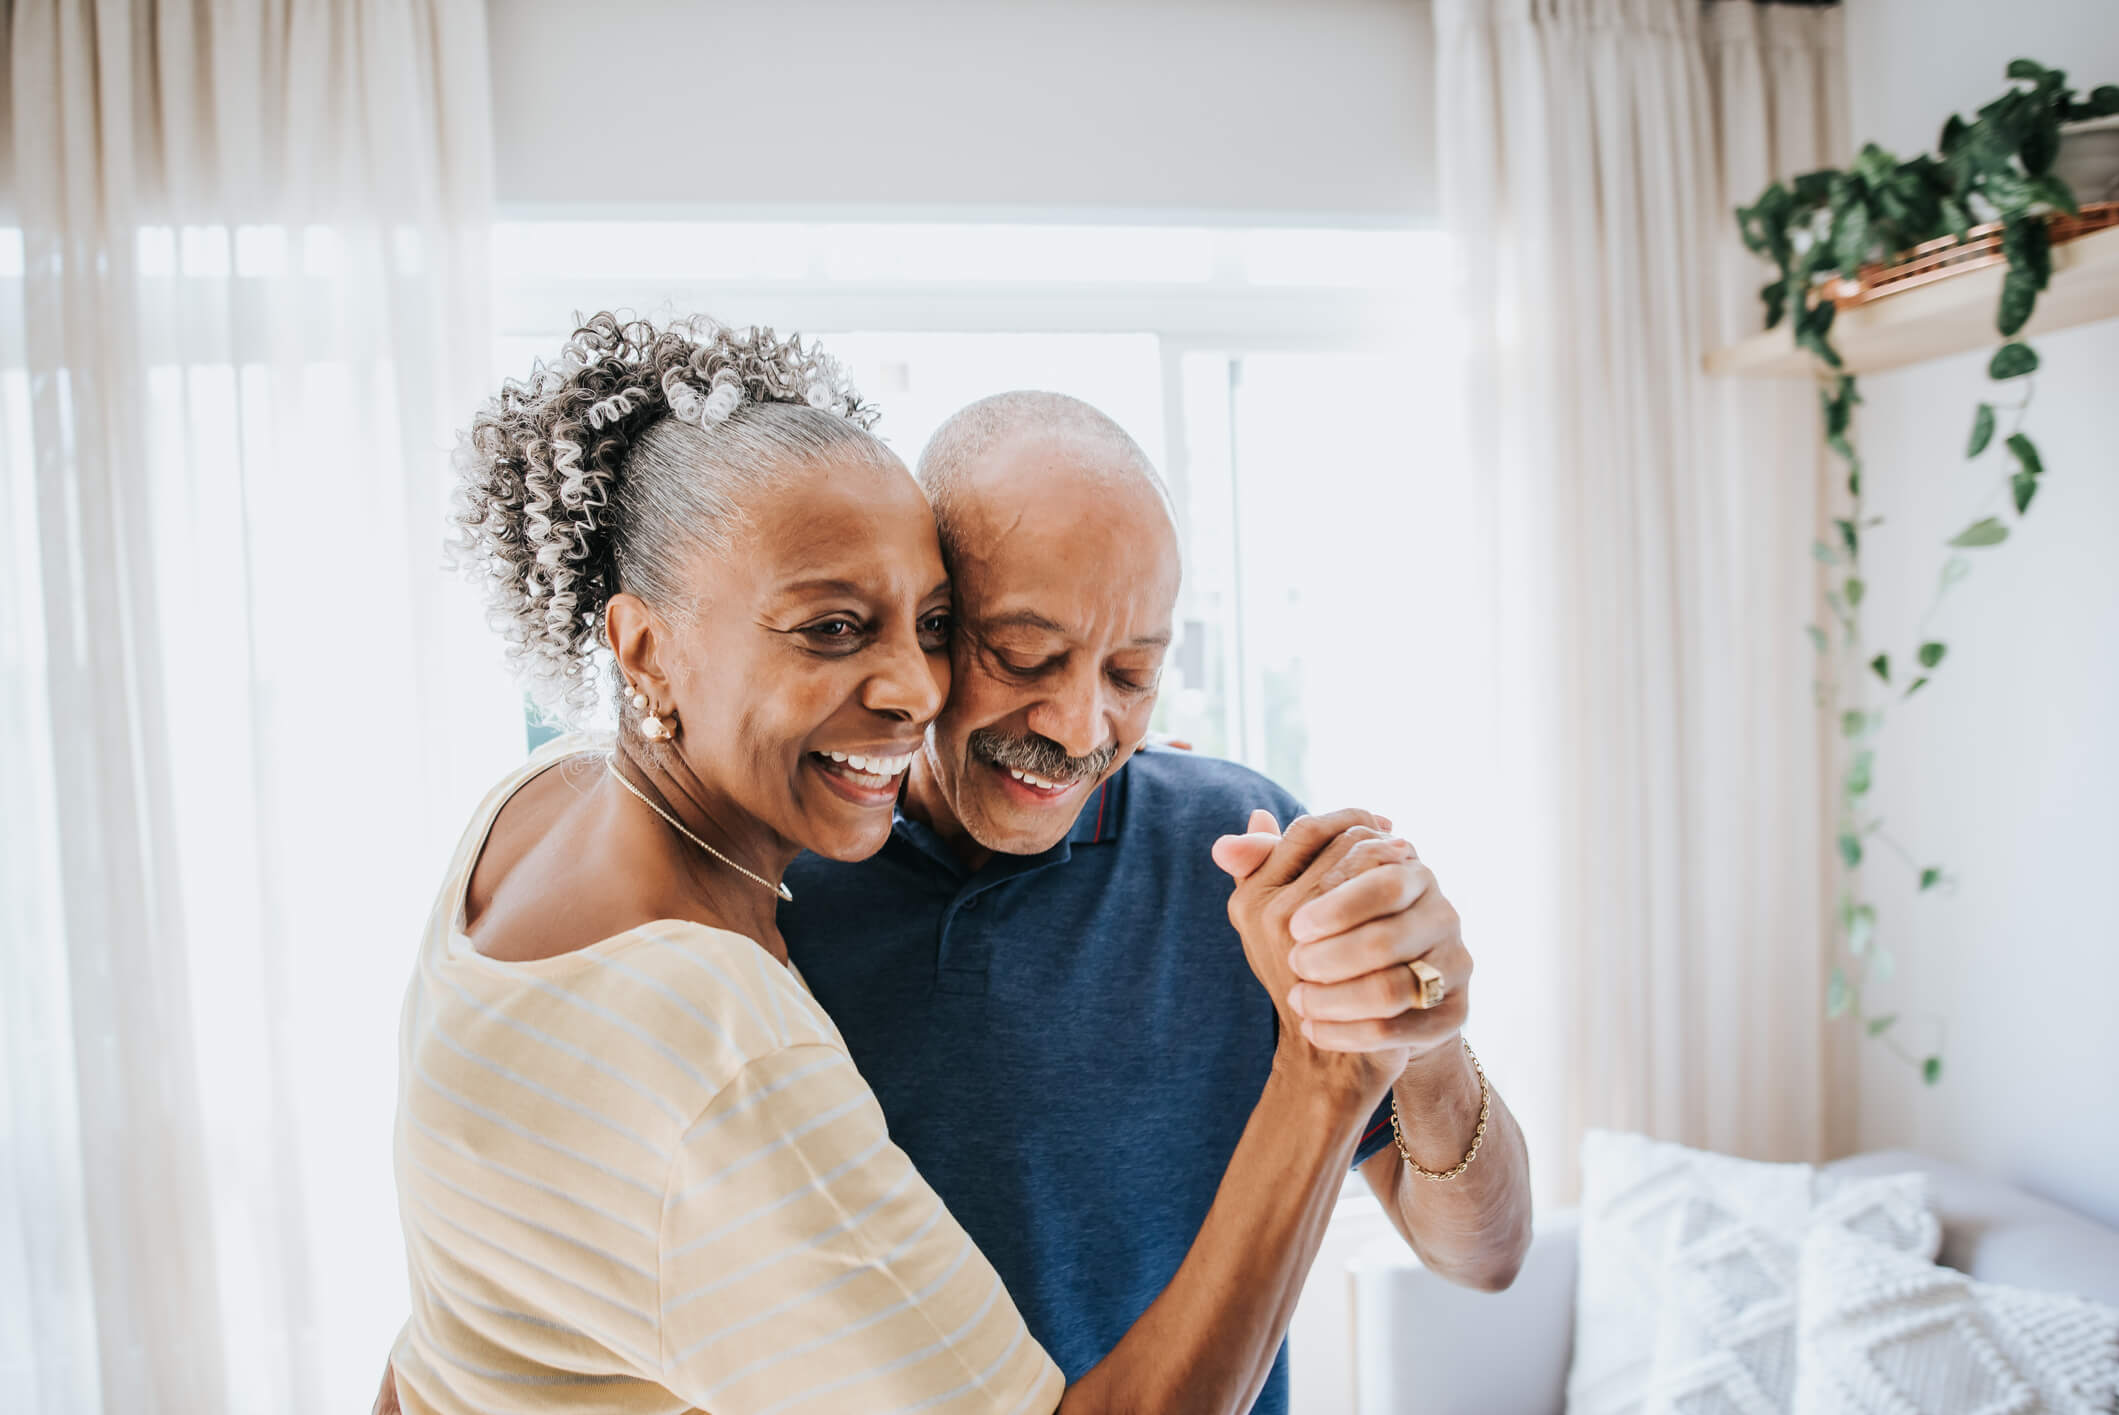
[922,437,1182,858]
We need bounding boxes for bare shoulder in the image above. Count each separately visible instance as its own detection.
[462,752,690,962]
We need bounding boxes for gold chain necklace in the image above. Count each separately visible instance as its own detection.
[605,756,793,903]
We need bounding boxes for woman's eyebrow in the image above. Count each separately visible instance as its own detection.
[773,576,870,598]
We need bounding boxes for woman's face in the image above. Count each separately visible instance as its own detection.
[658,452,952,863]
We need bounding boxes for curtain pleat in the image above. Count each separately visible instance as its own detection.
[3,4,519,1411]
[1433,0,1847,1198]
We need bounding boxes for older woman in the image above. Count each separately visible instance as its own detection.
[386,314,1399,1415]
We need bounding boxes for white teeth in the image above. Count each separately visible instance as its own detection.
[817,750,911,781]
[1007,767,1062,791]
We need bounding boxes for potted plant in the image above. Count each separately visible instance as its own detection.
[1733,60,2119,1082]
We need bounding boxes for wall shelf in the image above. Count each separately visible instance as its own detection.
[1703,224,2119,379]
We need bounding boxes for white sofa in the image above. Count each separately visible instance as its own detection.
[1345,1150,2119,1414]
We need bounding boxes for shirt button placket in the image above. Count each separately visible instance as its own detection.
[936,889,991,995]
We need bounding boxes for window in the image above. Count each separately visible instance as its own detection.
[494,219,1467,828]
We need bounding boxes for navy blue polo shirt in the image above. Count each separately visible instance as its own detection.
[780,748,1395,1415]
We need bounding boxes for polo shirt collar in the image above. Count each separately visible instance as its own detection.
[888,754,1135,878]
[1064,756,1131,846]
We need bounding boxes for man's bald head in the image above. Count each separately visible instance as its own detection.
[916,390,1172,566]
[902,390,1182,863]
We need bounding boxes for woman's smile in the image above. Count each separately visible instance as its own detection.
[807,744,920,807]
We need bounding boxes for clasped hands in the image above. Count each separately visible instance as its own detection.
[1213,808,1472,1098]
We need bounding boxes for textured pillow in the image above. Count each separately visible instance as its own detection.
[1643,1167,1937,1413]
[1565,1131,1940,1415]
[1795,1225,2119,1415]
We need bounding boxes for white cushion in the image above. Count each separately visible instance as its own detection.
[1565,1130,1939,1415]
[1794,1225,2119,1414]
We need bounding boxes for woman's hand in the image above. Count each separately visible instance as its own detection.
[1212,809,1416,1103]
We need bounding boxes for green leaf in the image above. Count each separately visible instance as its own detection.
[1838,832,1864,868]
[1941,556,1972,589]
[2012,470,2039,514]
[1989,341,2040,379]
[1833,201,1875,271]
[2033,173,2079,215]
[1848,749,1874,797]
[2006,58,2049,82]
[2089,85,2119,117]
[2005,218,2053,289]
[1905,675,1930,697]
[1868,652,1889,683]
[2006,432,2043,477]
[1922,1055,1943,1086]
[1920,866,1942,891]
[1867,1013,1898,1037]
[1848,904,1877,954]
[1840,710,1869,739]
[1806,624,1829,655]
[1998,268,2037,336]
[1917,641,1947,669]
[1846,577,1867,608]
[1983,167,2036,215]
[1871,947,1895,982]
[1826,967,1853,1019]
[1836,518,1860,556]
[1941,194,1975,243]
[1948,516,2011,548]
[1967,403,1996,457]
[2020,121,2060,176]
[1812,540,1841,566]
[1760,277,1788,328]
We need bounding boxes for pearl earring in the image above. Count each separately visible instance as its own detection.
[624,681,670,741]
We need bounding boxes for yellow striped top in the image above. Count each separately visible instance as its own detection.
[391,735,1065,1415]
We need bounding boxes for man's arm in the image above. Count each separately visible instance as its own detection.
[1359,1043,1532,1290]
[1257,829,1534,1290]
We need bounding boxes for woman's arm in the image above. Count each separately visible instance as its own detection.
[1057,810,1408,1415]
[1057,1049,1383,1415]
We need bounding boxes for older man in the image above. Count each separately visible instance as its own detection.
[780,392,1530,1414]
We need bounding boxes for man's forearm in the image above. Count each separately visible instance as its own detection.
[1361,1043,1532,1291]
[1061,1059,1378,1415]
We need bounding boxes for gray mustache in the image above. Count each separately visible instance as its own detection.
[969,728,1118,784]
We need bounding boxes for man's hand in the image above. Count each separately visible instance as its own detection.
[1212,809,1414,1099]
[371,1357,400,1415]
[1215,809,1471,1062]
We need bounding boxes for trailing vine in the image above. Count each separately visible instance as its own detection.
[1735,60,2118,1083]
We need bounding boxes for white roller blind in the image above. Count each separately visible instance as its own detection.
[486,0,1437,222]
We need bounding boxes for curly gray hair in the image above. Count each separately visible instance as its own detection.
[449,312,893,726]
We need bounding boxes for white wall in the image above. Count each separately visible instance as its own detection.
[1840,0,2119,1229]
[484,0,1435,221]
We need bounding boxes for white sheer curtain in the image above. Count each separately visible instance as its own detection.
[2,4,520,1411]
[1429,0,1848,1198]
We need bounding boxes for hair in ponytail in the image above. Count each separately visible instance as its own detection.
[448,312,890,725]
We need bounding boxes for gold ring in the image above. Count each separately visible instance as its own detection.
[1407,959,1446,1010]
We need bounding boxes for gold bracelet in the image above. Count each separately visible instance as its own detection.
[1388,1037,1490,1182]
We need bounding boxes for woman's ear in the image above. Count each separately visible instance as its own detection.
[605,593,671,703]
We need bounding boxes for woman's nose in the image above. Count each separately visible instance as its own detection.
[864,627,947,723]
